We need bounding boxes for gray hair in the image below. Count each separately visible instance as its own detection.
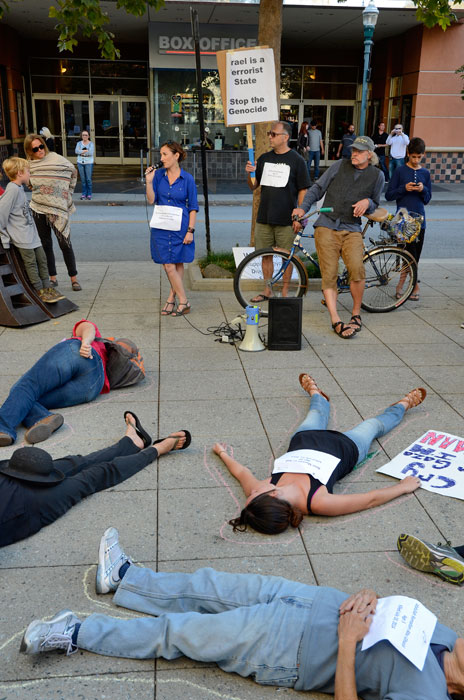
[272,121,292,139]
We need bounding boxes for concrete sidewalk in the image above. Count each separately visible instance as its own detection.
[0,259,463,699]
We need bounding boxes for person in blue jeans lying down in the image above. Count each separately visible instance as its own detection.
[213,373,427,534]
[21,527,464,700]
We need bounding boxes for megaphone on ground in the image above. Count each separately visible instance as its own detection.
[238,305,265,352]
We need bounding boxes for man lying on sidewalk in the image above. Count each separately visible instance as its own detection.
[21,528,463,700]
[0,414,191,547]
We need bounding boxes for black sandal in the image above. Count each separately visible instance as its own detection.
[153,429,192,451]
[350,315,362,332]
[332,321,356,339]
[161,301,175,316]
[124,411,152,448]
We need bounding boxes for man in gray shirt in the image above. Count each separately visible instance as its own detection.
[21,528,464,700]
[307,119,325,183]
[292,136,384,339]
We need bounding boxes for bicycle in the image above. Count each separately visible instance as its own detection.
[233,207,418,313]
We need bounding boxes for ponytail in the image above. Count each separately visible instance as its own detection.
[229,493,303,535]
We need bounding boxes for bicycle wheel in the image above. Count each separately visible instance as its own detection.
[361,246,418,313]
[234,248,308,310]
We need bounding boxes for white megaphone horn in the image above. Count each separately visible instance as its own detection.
[239,305,265,352]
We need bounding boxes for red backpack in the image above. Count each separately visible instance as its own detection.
[95,337,145,390]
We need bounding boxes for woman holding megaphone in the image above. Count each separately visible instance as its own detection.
[213,374,426,535]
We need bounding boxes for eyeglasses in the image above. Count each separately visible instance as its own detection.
[32,144,45,153]
[267,131,285,137]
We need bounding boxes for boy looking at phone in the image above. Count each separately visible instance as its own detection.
[0,158,65,304]
[385,137,432,301]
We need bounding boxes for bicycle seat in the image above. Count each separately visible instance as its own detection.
[365,207,388,222]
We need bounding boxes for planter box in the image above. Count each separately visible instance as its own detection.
[186,260,321,292]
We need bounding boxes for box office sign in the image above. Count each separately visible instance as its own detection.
[217,46,278,127]
[159,36,257,53]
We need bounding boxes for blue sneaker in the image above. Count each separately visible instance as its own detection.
[20,609,80,655]
[96,527,131,594]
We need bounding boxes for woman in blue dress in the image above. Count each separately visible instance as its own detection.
[145,141,199,316]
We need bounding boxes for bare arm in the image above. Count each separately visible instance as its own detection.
[73,321,96,358]
[212,443,262,496]
[335,610,372,700]
[145,168,155,205]
[311,475,421,516]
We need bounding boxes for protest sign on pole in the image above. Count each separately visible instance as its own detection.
[377,429,464,501]
[217,46,278,184]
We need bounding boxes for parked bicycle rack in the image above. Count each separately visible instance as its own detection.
[0,242,78,327]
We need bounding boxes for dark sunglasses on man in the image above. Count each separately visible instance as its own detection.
[267,131,285,137]
[32,144,45,153]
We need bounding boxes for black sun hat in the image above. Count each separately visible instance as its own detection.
[0,447,64,484]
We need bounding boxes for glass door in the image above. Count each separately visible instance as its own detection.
[33,98,63,154]
[302,104,328,165]
[121,99,148,163]
[327,104,354,162]
[63,99,90,158]
[93,99,121,163]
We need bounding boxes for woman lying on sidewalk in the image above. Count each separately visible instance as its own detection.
[213,374,426,535]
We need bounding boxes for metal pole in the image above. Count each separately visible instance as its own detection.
[359,27,374,136]
[190,7,211,255]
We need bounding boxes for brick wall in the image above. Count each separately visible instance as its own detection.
[422,152,464,183]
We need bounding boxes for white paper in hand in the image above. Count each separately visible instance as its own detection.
[361,596,437,670]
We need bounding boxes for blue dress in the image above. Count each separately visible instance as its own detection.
[150,168,199,264]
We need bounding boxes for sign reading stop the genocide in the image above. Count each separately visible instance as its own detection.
[217,46,278,127]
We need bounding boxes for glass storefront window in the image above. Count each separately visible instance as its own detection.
[302,82,356,100]
[281,66,302,99]
[155,69,246,150]
[90,78,147,96]
[90,62,147,79]
[31,76,90,94]
[31,58,89,77]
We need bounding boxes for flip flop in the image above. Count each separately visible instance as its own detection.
[124,411,152,448]
[153,429,192,451]
[298,373,330,402]
[250,293,270,303]
[409,294,420,301]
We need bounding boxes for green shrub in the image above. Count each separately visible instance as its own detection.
[198,252,236,273]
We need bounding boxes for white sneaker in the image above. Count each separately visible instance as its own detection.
[20,609,80,655]
[96,527,131,594]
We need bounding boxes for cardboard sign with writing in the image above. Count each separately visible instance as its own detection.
[216,46,278,127]
[377,429,464,501]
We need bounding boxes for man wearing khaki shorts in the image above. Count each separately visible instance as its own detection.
[292,136,384,339]
[245,121,309,302]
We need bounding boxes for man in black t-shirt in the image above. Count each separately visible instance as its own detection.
[245,121,309,302]
[372,121,389,181]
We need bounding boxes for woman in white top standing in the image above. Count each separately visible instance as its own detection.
[75,131,95,200]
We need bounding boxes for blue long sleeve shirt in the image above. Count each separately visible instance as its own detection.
[385,165,432,227]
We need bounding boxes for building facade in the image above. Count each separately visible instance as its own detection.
[0,1,463,181]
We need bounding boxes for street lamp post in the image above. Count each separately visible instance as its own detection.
[359,0,379,137]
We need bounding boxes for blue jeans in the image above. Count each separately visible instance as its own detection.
[78,565,316,687]
[0,340,104,441]
[378,154,388,180]
[307,150,321,181]
[77,163,93,197]
[291,393,405,464]
[389,157,405,181]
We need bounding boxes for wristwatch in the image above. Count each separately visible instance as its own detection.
[187,227,195,233]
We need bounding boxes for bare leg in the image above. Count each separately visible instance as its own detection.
[323,288,356,338]
[350,279,364,317]
[163,264,188,305]
[260,255,274,298]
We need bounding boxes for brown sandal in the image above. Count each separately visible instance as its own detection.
[393,387,427,410]
[299,373,330,402]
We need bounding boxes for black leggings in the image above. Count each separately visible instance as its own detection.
[33,211,78,278]
[405,227,425,267]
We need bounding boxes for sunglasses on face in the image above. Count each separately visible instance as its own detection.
[32,144,45,153]
[267,131,284,137]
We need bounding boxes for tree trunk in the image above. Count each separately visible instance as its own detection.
[250,0,283,245]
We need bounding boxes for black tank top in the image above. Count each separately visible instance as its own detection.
[270,430,359,514]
